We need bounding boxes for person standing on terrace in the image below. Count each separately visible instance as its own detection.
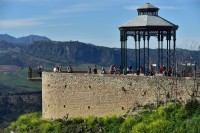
[28,67,32,79]
[93,65,97,74]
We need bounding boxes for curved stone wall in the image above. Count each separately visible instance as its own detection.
[42,72,194,120]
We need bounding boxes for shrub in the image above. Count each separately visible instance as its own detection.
[100,115,123,132]
[71,117,84,124]
[30,116,41,126]
[185,99,200,117]
[184,116,200,133]
[61,123,81,133]
[40,122,53,132]
[158,102,186,122]
[51,121,62,133]
[147,119,172,133]
[131,122,147,133]
[15,123,28,132]
[85,116,96,129]
[119,117,137,133]
[194,106,200,116]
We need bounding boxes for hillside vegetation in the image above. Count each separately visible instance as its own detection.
[1,34,200,69]
[4,100,200,133]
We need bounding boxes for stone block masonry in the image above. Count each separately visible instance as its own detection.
[42,72,195,120]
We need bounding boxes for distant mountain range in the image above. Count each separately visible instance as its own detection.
[0,34,51,45]
[0,34,199,69]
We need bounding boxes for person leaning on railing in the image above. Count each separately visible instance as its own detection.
[28,67,32,79]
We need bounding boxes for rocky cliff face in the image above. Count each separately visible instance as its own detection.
[0,94,42,129]
[23,41,121,66]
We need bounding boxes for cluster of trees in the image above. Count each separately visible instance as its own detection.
[4,100,200,133]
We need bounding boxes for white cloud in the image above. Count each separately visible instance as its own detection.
[2,0,59,2]
[49,0,130,15]
[124,5,139,11]
[158,6,178,10]
[44,23,71,27]
[49,0,133,15]
[0,15,65,28]
[50,3,97,14]
[0,18,43,28]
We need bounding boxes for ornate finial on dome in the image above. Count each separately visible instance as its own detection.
[137,3,159,16]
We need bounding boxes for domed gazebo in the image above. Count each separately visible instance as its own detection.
[119,3,178,74]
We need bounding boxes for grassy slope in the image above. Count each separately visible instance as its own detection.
[4,100,200,133]
[0,68,41,94]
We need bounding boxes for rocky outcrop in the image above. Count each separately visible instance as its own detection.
[0,94,42,129]
[0,94,41,105]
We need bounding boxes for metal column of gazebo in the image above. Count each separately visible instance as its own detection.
[119,3,178,74]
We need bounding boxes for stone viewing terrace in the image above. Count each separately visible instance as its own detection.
[41,71,199,119]
[28,67,198,82]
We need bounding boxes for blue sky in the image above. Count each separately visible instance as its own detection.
[0,0,200,49]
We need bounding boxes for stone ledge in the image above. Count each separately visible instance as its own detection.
[27,77,42,82]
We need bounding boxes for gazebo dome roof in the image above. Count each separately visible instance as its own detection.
[119,3,178,30]
[120,15,178,29]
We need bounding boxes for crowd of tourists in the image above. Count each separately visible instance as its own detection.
[51,64,173,76]
[28,65,44,78]
[87,64,146,75]
[53,65,73,73]
[28,63,173,79]
[86,64,173,76]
